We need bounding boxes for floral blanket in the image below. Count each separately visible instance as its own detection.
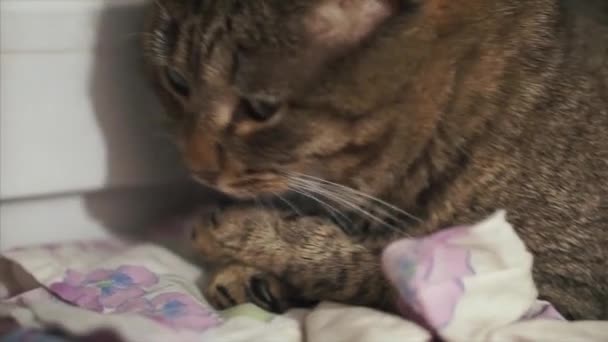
[1,212,607,342]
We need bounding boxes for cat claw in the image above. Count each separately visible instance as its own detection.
[203,264,290,313]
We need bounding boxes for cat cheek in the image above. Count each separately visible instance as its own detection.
[306,0,394,47]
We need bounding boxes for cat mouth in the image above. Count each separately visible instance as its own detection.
[193,175,289,199]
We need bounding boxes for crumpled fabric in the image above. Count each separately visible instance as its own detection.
[2,211,607,342]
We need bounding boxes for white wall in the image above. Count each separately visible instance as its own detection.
[0,0,195,249]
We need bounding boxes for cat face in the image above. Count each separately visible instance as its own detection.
[143,0,398,198]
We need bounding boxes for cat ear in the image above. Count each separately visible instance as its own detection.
[305,0,395,47]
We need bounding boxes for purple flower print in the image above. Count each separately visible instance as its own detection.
[382,226,474,329]
[49,270,104,312]
[116,293,221,331]
[49,266,159,312]
[47,266,220,331]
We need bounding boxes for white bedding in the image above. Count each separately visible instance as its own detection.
[1,212,607,341]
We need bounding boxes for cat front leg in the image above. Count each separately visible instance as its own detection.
[191,205,397,312]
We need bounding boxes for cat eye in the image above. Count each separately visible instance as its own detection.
[165,67,190,97]
[240,98,281,122]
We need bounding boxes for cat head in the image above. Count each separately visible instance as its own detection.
[143,0,410,198]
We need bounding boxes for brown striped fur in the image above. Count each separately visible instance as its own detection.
[143,0,608,319]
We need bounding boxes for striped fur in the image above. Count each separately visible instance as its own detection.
[143,0,608,319]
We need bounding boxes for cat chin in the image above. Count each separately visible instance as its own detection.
[191,174,289,200]
[216,184,289,201]
[221,190,284,201]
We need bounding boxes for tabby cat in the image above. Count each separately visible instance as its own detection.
[143,0,608,319]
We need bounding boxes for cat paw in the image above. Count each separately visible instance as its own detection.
[190,206,282,263]
[204,264,290,313]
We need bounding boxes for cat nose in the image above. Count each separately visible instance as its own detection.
[181,132,223,185]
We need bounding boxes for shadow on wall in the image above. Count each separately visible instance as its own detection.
[84,1,221,250]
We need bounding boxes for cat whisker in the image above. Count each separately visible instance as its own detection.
[276,195,303,218]
[290,172,416,222]
[289,178,403,233]
[288,171,422,223]
[287,176,384,220]
[286,186,351,227]
[310,182,409,229]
